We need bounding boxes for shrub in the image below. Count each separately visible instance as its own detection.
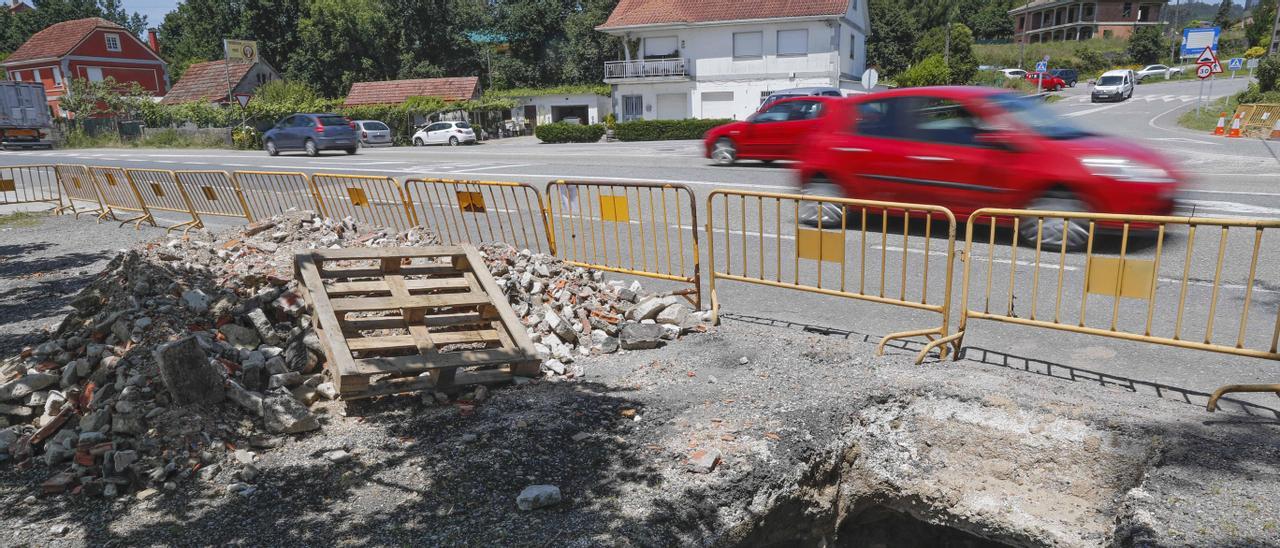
[895,55,952,87]
[1245,47,1267,59]
[1258,55,1280,94]
[613,119,733,141]
[1126,26,1165,65]
[535,122,606,143]
[232,125,262,150]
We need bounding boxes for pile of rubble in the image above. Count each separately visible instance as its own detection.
[0,212,705,499]
[482,242,709,378]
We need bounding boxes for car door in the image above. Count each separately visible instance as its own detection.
[426,123,447,144]
[272,116,295,149]
[293,116,316,148]
[746,100,805,158]
[775,99,825,159]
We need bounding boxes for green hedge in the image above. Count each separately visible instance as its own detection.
[613,118,734,141]
[535,122,606,143]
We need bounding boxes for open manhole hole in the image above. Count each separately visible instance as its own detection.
[835,505,1013,547]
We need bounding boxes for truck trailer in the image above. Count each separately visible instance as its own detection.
[0,81,54,150]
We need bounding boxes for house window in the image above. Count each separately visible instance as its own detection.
[33,70,41,83]
[850,34,858,60]
[621,95,643,121]
[12,72,20,81]
[86,67,104,82]
[105,33,122,52]
[777,29,808,56]
[1122,2,1131,18]
[52,67,63,87]
[1137,5,1149,21]
[733,32,763,59]
[643,36,679,59]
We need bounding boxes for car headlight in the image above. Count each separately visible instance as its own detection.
[1081,157,1175,183]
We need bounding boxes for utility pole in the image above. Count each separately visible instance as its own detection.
[1170,0,1183,66]
[944,3,953,66]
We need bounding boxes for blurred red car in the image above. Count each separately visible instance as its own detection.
[704,96,838,165]
[795,87,1184,249]
[1025,71,1066,91]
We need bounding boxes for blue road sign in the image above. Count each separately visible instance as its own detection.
[1228,57,1244,71]
[1181,27,1219,57]
[1035,61,1048,72]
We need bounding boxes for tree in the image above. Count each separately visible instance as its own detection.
[285,0,398,97]
[968,0,1014,41]
[914,23,977,84]
[1213,0,1232,28]
[0,0,148,55]
[866,0,919,77]
[1126,25,1165,65]
[895,54,951,87]
[1246,0,1277,48]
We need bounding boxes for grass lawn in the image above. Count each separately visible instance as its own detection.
[1177,95,1237,132]
[0,211,45,227]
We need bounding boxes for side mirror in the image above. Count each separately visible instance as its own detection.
[976,131,1019,152]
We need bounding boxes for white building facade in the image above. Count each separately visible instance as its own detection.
[597,0,869,121]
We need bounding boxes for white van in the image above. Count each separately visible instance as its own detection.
[1091,69,1134,103]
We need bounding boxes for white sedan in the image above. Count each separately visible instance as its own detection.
[1135,64,1183,82]
[412,121,477,146]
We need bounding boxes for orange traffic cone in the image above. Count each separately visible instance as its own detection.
[1270,118,1280,141]
[1226,113,1242,138]
[1212,112,1227,135]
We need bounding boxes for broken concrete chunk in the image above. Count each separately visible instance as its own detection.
[262,389,319,434]
[0,373,59,402]
[225,381,264,416]
[219,324,260,349]
[687,449,721,473]
[516,485,562,511]
[656,304,690,326]
[626,296,679,321]
[620,323,666,350]
[154,336,226,406]
[181,289,210,313]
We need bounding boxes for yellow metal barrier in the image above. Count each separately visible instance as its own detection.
[232,171,326,220]
[0,165,62,208]
[1234,103,1280,135]
[547,180,701,308]
[126,169,202,234]
[924,208,1280,411]
[403,178,553,254]
[88,166,155,229]
[310,173,414,231]
[706,190,958,358]
[53,165,106,218]
[175,170,253,222]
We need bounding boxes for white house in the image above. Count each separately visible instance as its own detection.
[508,92,612,129]
[596,0,869,121]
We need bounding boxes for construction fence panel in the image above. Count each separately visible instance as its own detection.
[706,190,958,360]
[1235,103,1280,135]
[232,171,326,220]
[89,165,154,228]
[0,165,61,207]
[546,180,701,308]
[126,169,202,234]
[311,173,414,232]
[932,208,1280,411]
[404,178,552,255]
[174,170,253,222]
[53,165,106,218]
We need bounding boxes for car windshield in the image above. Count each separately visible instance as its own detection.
[455,122,471,129]
[991,93,1091,140]
[318,116,349,126]
[364,121,389,131]
[1098,76,1124,86]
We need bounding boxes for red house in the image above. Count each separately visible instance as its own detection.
[1,17,168,117]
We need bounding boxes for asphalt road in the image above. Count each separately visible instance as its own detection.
[3,78,1280,413]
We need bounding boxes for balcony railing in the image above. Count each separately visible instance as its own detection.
[604,58,688,80]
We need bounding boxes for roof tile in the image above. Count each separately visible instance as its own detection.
[160,60,256,105]
[4,17,123,64]
[599,0,848,29]
[343,77,481,107]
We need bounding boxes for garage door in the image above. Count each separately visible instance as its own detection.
[700,92,735,120]
[656,93,688,120]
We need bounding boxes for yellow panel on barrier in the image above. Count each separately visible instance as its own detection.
[0,165,62,209]
[310,174,412,231]
[0,179,14,193]
[404,178,552,255]
[54,165,105,218]
[796,228,845,263]
[599,194,630,222]
[1086,257,1155,299]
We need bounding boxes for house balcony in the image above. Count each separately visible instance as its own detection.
[603,58,691,83]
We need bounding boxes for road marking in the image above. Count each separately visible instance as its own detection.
[1062,103,1126,117]
[1146,137,1220,145]
[1182,188,1280,196]
[448,164,532,173]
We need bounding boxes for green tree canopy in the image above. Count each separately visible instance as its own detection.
[1246,0,1277,49]
[914,23,978,85]
[866,0,919,77]
[1126,26,1166,65]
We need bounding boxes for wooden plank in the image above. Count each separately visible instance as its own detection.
[311,245,467,260]
[463,246,539,363]
[352,348,529,375]
[330,292,490,313]
[342,367,515,400]
[294,254,361,394]
[319,263,456,279]
[346,330,502,351]
[342,312,490,332]
[325,277,470,296]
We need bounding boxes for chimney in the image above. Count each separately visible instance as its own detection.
[146,29,160,54]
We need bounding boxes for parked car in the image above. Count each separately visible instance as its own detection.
[264,113,358,156]
[1136,64,1183,82]
[704,96,838,165]
[354,120,393,147]
[412,121,477,146]
[999,68,1027,79]
[1049,68,1078,87]
[795,86,1183,250]
[1024,71,1067,91]
[1091,69,1134,102]
[760,86,844,109]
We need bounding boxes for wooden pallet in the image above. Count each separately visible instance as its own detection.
[294,245,539,399]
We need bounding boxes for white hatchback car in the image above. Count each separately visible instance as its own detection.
[1135,64,1183,82]
[999,68,1027,79]
[412,121,477,146]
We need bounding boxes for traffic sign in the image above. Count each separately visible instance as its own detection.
[860,68,878,90]
[1227,58,1244,71]
[1248,59,1260,69]
[234,93,251,108]
[1195,46,1218,65]
[1181,27,1219,57]
[1196,64,1213,79]
[1035,61,1047,72]
[1210,61,1224,74]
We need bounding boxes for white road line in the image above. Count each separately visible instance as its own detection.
[449,164,532,173]
[1182,188,1280,196]
[1062,103,1126,117]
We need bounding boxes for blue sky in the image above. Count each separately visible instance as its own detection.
[127,0,178,28]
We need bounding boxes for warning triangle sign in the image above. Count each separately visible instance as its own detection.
[1210,61,1224,74]
[1195,47,1217,65]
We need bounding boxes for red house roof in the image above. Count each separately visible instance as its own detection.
[599,0,848,29]
[4,17,125,64]
[343,77,481,107]
[161,60,255,105]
